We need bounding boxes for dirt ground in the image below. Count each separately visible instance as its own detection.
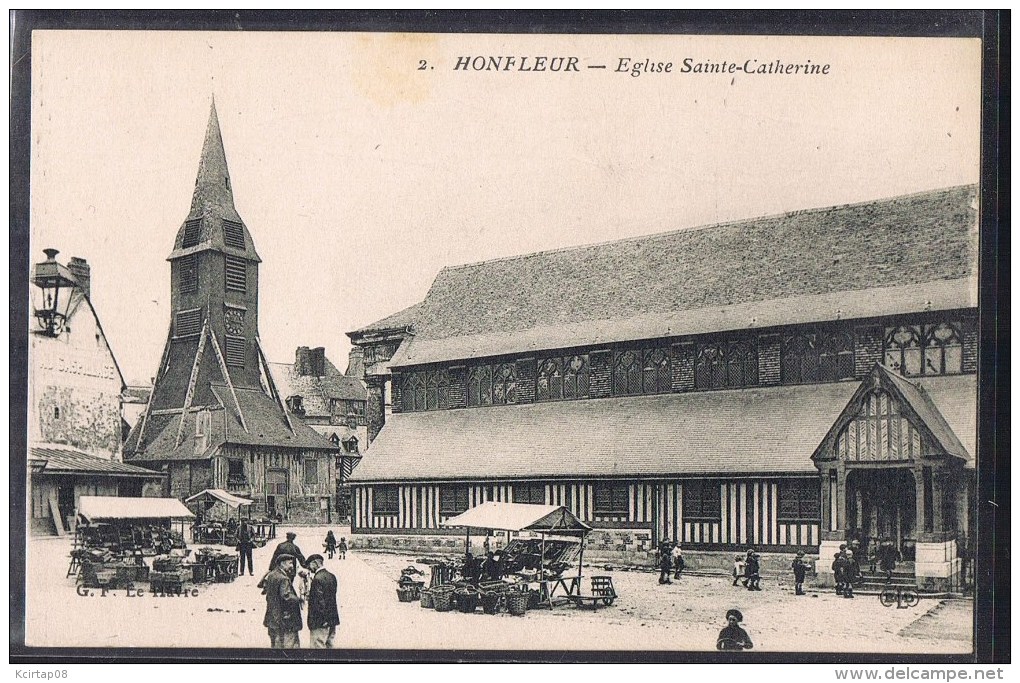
[23,526,973,653]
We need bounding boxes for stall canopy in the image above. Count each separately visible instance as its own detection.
[441,502,592,535]
[78,496,195,522]
[185,489,254,508]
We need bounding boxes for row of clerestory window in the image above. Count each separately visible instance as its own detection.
[395,321,968,412]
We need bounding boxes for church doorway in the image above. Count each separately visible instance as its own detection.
[846,468,916,561]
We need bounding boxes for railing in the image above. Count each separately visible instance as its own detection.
[226,475,249,491]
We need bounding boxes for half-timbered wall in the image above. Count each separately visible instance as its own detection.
[353,478,821,549]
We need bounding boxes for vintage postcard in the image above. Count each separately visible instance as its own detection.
[12,14,1002,663]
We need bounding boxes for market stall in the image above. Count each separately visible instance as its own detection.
[185,488,274,546]
[423,501,610,614]
[70,496,243,593]
[70,496,195,588]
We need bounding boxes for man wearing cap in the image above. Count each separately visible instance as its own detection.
[271,531,307,569]
[843,549,859,599]
[716,609,754,650]
[262,554,304,648]
[305,554,340,648]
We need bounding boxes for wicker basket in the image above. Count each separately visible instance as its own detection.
[454,588,479,613]
[507,591,528,616]
[420,590,434,609]
[480,592,501,614]
[397,586,419,602]
[432,587,454,612]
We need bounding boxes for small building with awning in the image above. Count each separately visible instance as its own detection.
[29,444,166,537]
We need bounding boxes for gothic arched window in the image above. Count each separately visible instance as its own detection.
[424,370,440,410]
[924,323,962,375]
[467,364,493,406]
[563,354,590,399]
[782,334,819,384]
[642,348,671,394]
[493,363,518,404]
[695,344,726,389]
[537,357,563,401]
[613,350,643,395]
[401,373,426,412]
[725,341,758,388]
[437,369,452,409]
[819,331,855,381]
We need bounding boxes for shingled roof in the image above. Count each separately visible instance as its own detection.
[268,356,366,419]
[350,374,974,483]
[124,385,338,462]
[386,185,977,367]
[30,445,163,478]
[351,382,855,482]
[349,302,422,337]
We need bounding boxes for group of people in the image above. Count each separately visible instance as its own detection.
[322,531,348,560]
[657,539,686,585]
[731,548,762,591]
[260,531,342,649]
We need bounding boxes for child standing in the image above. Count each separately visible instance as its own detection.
[338,537,348,560]
[746,552,762,591]
[791,551,809,595]
[732,555,745,587]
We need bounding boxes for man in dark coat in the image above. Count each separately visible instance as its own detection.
[236,521,255,576]
[262,554,303,648]
[657,540,672,585]
[843,550,859,599]
[832,552,847,595]
[271,532,307,569]
[306,554,340,649]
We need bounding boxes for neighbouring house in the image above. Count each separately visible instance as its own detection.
[346,302,420,442]
[346,185,978,591]
[28,250,164,536]
[123,101,340,522]
[269,346,368,518]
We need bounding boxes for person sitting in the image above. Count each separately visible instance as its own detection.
[717,609,754,650]
[481,551,502,582]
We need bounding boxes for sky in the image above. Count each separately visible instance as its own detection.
[29,31,982,386]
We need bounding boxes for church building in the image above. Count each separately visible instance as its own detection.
[124,102,340,522]
[347,185,978,591]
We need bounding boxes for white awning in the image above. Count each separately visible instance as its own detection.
[185,488,254,508]
[441,502,591,535]
[78,496,195,522]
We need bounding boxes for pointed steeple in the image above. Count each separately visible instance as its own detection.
[169,99,260,262]
[189,97,242,222]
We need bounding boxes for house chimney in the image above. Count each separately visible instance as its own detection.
[67,257,91,299]
[295,346,311,375]
[309,347,326,377]
[346,347,365,380]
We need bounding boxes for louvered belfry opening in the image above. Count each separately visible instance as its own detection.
[222,219,245,249]
[224,255,247,293]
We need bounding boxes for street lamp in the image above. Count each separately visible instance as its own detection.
[31,248,78,337]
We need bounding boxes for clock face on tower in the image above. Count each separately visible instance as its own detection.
[224,308,245,336]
